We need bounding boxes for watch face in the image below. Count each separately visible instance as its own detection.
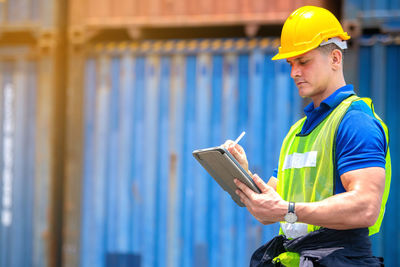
[284,212,298,224]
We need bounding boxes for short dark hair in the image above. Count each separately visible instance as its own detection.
[317,43,344,61]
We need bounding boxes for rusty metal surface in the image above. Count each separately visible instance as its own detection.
[62,46,86,267]
[68,0,333,30]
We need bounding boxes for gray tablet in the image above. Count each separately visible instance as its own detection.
[192,146,261,207]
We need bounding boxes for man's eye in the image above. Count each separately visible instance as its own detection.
[299,60,308,65]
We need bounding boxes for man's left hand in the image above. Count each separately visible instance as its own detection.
[234,174,287,225]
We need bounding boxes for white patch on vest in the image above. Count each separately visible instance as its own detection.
[283,151,317,170]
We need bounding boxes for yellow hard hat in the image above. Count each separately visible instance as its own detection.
[272,6,351,60]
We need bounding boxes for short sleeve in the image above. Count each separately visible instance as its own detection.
[336,103,387,177]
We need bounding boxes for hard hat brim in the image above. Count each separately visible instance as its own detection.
[271,45,318,60]
[272,35,351,60]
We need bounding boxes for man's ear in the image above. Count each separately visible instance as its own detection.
[331,49,342,70]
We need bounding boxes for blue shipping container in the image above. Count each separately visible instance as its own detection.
[358,34,400,267]
[0,52,37,267]
[80,39,303,267]
[343,0,400,31]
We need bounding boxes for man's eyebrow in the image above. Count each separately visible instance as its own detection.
[286,57,307,64]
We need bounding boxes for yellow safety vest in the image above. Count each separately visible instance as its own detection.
[276,95,391,237]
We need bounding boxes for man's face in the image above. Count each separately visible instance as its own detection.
[286,49,332,99]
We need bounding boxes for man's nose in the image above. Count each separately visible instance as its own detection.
[290,65,301,78]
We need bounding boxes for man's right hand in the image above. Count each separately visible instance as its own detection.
[222,140,250,174]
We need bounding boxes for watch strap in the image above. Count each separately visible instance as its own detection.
[288,202,295,213]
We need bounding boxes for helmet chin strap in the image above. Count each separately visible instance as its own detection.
[320,37,348,50]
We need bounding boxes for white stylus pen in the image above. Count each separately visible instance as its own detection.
[232,131,246,146]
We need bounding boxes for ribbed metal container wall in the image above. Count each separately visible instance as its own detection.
[357,35,400,267]
[343,0,400,31]
[0,0,67,266]
[344,0,400,17]
[0,47,37,267]
[0,0,57,29]
[69,0,333,31]
[79,39,302,267]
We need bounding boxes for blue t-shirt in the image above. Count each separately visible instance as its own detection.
[273,84,387,194]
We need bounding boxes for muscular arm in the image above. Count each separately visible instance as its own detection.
[296,167,385,229]
[235,167,385,229]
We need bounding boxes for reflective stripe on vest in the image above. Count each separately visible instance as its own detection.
[276,95,391,238]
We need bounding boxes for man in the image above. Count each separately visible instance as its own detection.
[223,6,391,266]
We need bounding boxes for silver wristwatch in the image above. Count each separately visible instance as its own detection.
[284,202,298,224]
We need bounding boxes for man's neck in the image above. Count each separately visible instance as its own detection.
[312,78,346,108]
